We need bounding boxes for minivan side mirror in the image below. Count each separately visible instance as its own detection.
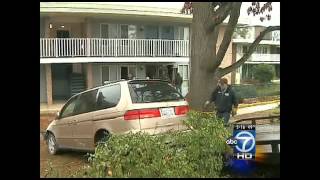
[55,111,60,119]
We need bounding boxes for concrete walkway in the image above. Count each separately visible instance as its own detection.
[237,102,280,115]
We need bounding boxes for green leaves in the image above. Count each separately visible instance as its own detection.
[75,110,231,178]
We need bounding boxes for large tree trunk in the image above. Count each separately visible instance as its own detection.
[187,2,279,111]
[188,3,220,111]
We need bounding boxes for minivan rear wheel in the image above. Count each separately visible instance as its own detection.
[47,133,59,155]
[95,130,110,146]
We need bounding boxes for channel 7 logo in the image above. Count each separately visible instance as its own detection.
[226,124,256,160]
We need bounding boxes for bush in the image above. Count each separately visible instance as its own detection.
[252,64,275,83]
[233,85,257,100]
[74,111,232,178]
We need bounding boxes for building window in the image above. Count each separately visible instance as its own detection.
[100,24,109,38]
[101,66,110,84]
[120,25,129,38]
[120,65,137,80]
[178,65,189,96]
[128,25,137,39]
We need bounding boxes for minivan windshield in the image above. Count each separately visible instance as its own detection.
[128,81,184,103]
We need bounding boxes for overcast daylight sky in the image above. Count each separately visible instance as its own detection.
[98,2,280,26]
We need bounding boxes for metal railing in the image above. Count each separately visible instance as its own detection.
[236,53,280,62]
[40,38,189,58]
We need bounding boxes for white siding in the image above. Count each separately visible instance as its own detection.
[109,65,118,80]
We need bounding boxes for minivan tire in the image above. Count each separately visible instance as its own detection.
[46,133,59,155]
[95,130,110,146]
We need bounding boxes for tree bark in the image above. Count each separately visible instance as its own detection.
[188,2,219,111]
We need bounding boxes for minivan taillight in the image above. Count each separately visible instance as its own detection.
[175,105,189,115]
[124,109,161,121]
[124,110,140,120]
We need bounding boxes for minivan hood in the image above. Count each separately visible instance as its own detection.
[46,119,57,131]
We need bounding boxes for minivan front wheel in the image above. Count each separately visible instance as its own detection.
[47,133,59,155]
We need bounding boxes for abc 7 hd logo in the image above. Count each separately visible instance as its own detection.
[226,131,256,160]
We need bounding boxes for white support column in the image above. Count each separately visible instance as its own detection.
[45,64,53,105]
[86,63,93,89]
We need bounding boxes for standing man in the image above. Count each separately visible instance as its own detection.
[204,78,238,125]
[175,72,183,94]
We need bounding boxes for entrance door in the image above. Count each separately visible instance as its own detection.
[121,67,128,80]
[145,26,158,56]
[57,30,70,38]
[146,65,158,79]
[52,64,72,100]
[57,30,70,56]
[120,66,137,80]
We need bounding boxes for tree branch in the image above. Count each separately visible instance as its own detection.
[207,3,233,32]
[219,26,280,77]
[212,2,242,70]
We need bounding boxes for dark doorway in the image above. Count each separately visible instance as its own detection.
[146,65,158,79]
[57,30,70,57]
[167,65,174,82]
[57,30,70,38]
[121,67,128,80]
[52,64,72,100]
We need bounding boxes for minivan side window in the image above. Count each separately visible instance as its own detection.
[74,89,98,115]
[96,84,121,111]
[60,96,79,119]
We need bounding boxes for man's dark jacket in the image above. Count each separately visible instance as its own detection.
[210,85,238,113]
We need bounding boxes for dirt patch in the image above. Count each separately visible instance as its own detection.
[40,138,89,177]
[40,115,89,178]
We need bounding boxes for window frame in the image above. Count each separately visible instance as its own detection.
[100,23,109,39]
[59,95,79,119]
[96,84,122,111]
[120,24,129,39]
[73,89,99,116]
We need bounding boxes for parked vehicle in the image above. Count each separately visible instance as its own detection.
[44,79,189,155]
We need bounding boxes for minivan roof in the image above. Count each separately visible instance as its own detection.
[70,79,171,99]
[128,79,170,83]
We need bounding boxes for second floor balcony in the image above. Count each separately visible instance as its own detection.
[40,38,189,58]
[238,53,280,63]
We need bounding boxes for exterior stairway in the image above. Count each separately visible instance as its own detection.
[70,73,86,96]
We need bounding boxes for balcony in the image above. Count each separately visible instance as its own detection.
[40,38,189,58]
[238,53,280,64]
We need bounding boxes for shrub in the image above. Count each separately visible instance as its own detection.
[252,64,275,83]
[74,111,232,178]
[233,85,257,99]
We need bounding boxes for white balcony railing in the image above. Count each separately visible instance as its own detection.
[238,53,280,62]
[40,38,189,58]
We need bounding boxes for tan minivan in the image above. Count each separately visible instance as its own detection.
[44,79,189,155]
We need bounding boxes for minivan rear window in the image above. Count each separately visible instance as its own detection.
[128,81,184,103]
